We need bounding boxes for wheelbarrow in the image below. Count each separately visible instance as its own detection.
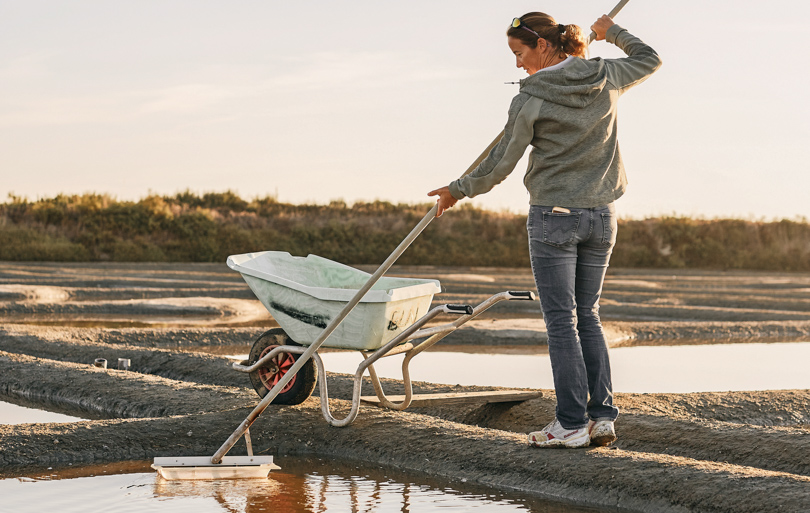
[154,248,538,480]
[227,251,537,425]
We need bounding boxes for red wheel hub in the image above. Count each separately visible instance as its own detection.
[257,345,297,393]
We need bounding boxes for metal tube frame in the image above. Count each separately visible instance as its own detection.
[232,292,534,425]
[363,291,532,410]
[233,304,450,428]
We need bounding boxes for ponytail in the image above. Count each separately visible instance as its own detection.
[559,24,587,58]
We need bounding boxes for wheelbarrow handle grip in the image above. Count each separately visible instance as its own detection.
[445,304,474,315]
[507,290,536,301]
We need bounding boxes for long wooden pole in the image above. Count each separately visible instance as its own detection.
[211,0,633,464]
[213,131,497,462]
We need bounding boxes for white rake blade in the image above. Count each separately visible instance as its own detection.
[152,456,280,480]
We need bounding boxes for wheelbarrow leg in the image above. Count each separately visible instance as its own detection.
[364,329,452,411]
[365,291,536,411]
[318,305,455,426]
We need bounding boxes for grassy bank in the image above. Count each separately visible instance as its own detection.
[2,192,809,270]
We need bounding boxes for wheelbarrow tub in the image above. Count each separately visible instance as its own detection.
[227,251,441,350]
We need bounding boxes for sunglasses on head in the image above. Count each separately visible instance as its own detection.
[511,17,541,39]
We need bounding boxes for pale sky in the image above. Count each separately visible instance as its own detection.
[1,1,808,219]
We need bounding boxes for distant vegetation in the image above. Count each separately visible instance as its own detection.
[2,192,809,271]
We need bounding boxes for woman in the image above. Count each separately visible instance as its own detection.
[428,13,661,448]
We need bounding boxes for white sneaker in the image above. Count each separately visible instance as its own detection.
[588,419,617,447]
[528,419,590,448]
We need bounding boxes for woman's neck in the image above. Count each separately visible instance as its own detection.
[538,50,567,70]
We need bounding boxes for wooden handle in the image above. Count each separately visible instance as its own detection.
[458,129,504,179]
[588,0,631,43]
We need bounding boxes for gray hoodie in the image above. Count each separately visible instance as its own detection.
[448,24,662,207]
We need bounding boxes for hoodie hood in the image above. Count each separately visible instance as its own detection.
[519,57,607,108]
[450,25,662,209]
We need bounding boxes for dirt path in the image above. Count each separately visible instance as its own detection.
[0,349,808,513]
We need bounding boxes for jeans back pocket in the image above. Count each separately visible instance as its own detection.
[601,212,617,247]
[542,212,581,247]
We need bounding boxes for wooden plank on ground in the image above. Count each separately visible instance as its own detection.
[360,390,542,408]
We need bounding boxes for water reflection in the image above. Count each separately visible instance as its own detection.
[154,477,285,512]
[1,458,610,513]
[318,341,810,393]
[0,400,85,425]
[2,316,277,329]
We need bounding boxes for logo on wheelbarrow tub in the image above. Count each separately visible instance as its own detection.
[387,306,421,331]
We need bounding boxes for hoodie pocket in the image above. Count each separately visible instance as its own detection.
[542,212,581,247]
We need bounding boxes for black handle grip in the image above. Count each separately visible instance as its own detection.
[446,304,474,315]
[507,290,536,301]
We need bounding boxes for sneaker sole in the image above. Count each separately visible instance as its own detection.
[528,433,590,449]
[590,433,617,446]
[589,426,617,447]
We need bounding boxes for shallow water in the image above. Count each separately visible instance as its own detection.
[315,341,810,393]
[0,400,85,425]
[3,316,277,329]
[0,458,611,513]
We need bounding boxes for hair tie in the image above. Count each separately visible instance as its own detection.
[558,24,565,33]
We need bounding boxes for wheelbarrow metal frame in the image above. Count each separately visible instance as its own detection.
[231,291,534,427]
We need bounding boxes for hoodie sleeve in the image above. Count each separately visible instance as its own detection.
[449,94,542,199]
[604,24,662,94]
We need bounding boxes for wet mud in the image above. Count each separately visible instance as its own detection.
[1,262,809,512]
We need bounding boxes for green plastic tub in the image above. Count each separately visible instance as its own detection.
[227,251,441,350]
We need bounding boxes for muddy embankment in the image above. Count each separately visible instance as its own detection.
[1,262,809,512]
[1,345,808,513]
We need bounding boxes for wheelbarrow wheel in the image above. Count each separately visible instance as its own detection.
[248,328,317,405]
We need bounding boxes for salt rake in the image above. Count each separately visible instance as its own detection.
[152,164,495,480]
[152,0,632,480]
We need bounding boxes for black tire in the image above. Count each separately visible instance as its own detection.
[248,328,317,405]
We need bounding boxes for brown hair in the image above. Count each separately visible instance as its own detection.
[507,12,587,58]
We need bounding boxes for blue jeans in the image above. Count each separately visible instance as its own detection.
[527,204,619,429]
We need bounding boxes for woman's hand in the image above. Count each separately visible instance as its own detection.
[427,186,459,217]
[590,15,615,41]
